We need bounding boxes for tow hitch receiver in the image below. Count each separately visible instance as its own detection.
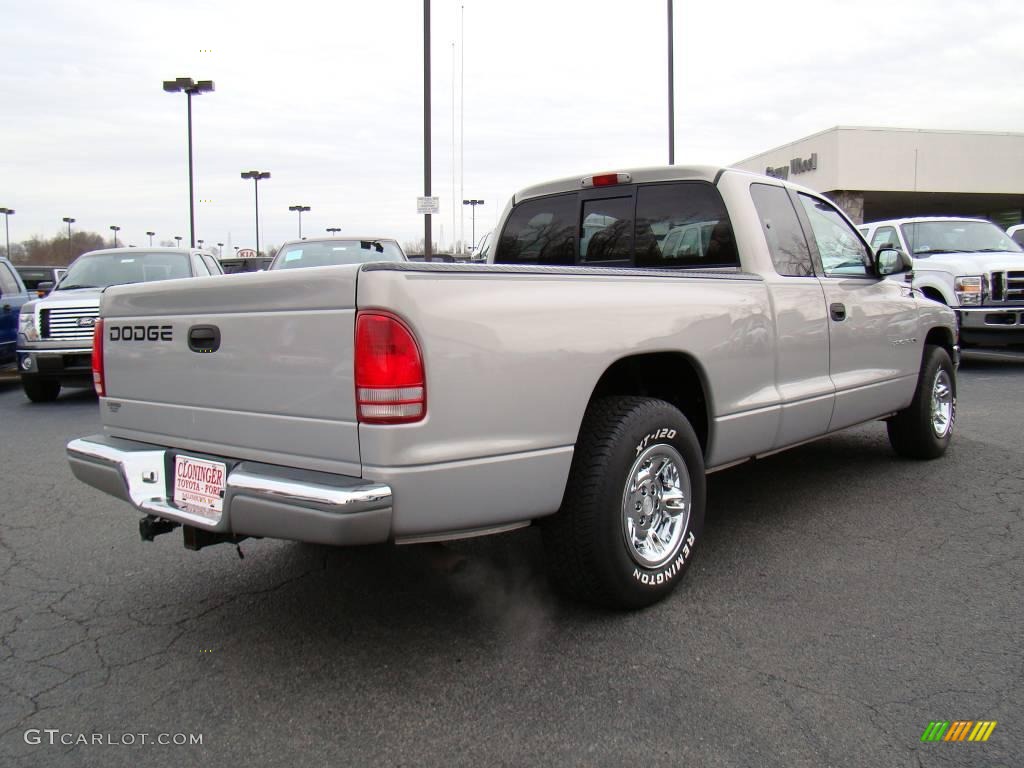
[139,515,180,541]
[182,525,248,552]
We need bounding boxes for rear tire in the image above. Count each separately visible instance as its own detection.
[22,377,61,403]
[542,397,705,609]
[887,345,955,459]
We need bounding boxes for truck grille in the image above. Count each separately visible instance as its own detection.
[991,271,1024,304]
[41,307,99,340]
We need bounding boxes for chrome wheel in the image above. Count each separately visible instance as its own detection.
[930,369,954,438]
[621,444,691,569]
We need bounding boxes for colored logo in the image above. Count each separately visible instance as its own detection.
[920,721,997,742]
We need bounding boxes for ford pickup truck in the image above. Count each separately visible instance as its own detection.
[18,247,223,402]
[67,166,958,608]
[858,217,1024,347]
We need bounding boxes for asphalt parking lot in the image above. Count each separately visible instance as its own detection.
[0,354,1020,768]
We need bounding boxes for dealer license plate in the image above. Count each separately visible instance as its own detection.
[173,455,227,518]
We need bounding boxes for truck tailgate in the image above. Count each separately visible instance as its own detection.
[99,266,361,477]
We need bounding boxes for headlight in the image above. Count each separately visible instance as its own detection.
[954,276,983,306]
[18,311,39,342]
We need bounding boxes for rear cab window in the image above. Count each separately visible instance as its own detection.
[495,181,739,269]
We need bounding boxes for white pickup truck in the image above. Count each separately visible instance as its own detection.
[858,217,1024,348]
[67,166,957,608]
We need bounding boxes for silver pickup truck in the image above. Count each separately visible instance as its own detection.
[67,166,958,608]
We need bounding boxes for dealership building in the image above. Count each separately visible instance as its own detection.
[733,126,1024,227]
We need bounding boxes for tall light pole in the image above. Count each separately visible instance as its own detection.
[288,205,311,238]
[216,242,223,256]
[109,225,120,248]
[241,171,270,256]
[163,77,214,248]
[174,236,183,247]
[423,0,433,261]
[462,199,484,251]
[326,227,341,236]
[63,217,75,259]
[0,208,13,259]
[197,239,204,249]
[667,0,675,165]
[146,230,155,246]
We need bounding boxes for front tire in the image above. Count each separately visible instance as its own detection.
[887,345,955,459]
[542,397,705,609]
[22,377,61,403]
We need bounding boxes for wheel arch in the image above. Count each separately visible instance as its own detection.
[585,352,712,456]
[924,326,956,358]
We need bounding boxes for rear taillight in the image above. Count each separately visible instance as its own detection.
[354,311,425,424]
[92,319,105,396]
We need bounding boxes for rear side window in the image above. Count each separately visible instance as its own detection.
[496,193,576,265]
[0,263,20,295]
[750,183,814,277]
[870,226,899,251]
[634,182,738,268]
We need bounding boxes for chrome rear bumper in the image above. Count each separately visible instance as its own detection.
[67,435,392,545]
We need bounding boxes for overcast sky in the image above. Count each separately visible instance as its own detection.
[2,0,1022,254]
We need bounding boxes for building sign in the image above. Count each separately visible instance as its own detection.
[766,152,819,180]
[236,248,256,259]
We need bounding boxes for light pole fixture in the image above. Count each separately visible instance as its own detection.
[63,217,75,259]
[146,230,155,246]
[288,205,311,239]
[109,225,121,248]
[163,77,214,248]
[0,208,14,259]
[241,170,271,256]
[233,246,240,252]
[462,199,484,251]
[174,236,183,247]
[197,239,204,249]
[326,227,341,236]
[216,242,223,255]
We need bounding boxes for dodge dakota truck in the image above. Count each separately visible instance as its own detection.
[67,166,958,608]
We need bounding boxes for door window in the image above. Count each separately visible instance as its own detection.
[870,226,899,251]
[750,183,814,276]
[798,195,872,277]
[0,264,20,295]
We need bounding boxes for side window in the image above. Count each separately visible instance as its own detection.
[750,183,814,277]
[797,194,872,277]
[635,182,738,268]
[191,254,211,276]
[0,264,20,295]
[495,193,576,265]
[580,196,633,262]
[202,255,222,274]
[870,226,899,251]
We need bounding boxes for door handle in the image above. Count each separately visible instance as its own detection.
[188,325,221,353]
[830,302,846,322]
[2,304,11,313]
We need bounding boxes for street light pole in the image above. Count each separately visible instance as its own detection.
[288,205,311,238]
[163,77,214,248]
[146,231,155,246]
[326,227,341,236]
[423,0,433,261]
[110,225,120,248]
[241,171,271,256]
[63,217,75,259]
[175,236,183,247]
[462,199,484,251]
[0,208,14,259]
[667,0,675,165]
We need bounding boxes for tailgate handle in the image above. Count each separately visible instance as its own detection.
[188,325,221,353]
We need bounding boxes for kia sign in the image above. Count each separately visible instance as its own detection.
[236,248,257,258]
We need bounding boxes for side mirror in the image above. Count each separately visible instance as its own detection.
[875,247,912,277]
[37,281,55,296]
